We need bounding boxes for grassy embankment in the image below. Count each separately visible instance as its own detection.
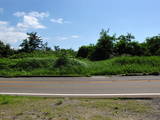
[0,51,160,77]
[0,95,156,120]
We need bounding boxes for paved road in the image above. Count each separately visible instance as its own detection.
[0,76,160,97]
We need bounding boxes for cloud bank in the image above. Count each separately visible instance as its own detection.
[0,11,49,45]
[14,11,49,30]
[0,21,27,43]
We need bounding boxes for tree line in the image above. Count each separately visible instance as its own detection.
[0,29,160,60]
[77,29,160,60]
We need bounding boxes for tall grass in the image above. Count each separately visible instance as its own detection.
[9,51,57,59]
[87,56,160,75]
[0,56,160,76]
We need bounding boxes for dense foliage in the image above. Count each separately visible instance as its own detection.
[0,41,15,57]
[19,32,51,52]
[77,30,160,60]
[0,29,160,61]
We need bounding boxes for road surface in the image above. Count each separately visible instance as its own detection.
[0,76,160,97]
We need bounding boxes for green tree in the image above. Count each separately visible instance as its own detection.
[41,42,51,51]
[127,41,145,56]
[20,32,45,52]
[54,46,60,51]
[90,29,115,60]
[77,44,95,58]
[0,41,14,57]
[146,35,160,55]
[114,33,135,55]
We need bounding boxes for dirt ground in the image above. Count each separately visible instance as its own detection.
[0,96,160,120]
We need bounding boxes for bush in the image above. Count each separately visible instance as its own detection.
[0,41,15,57]
[77,45,95,58]
[113,56,160,66]
[53,55,88,75]
[54,55,69,67]
[89,29,115,61]
[9,51,56,59]
[9,52,31,59]
[13,59,53,70]
[0,63,8,70]
[54,55,86,68]
[146,35,160,55]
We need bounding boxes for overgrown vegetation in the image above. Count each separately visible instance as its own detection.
[77,30,160,60]
[0,30,160,76]
[0,55,160,76]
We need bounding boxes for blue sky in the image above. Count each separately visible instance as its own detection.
[0,0,160,50]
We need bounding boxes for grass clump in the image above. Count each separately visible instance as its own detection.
[0,95,22,105]
[91,115,112,120]
[113,56,160,66]
[9,51,56,59]
[13,58,53,71]
[55,99,63,106]
[54,55,86,68]
[52,55,88,76]
[54,55,70,68]
[0,62,9,70]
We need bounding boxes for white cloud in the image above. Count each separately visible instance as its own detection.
[13,12,26,17]
[71,35,80,39]
[56,35,80,41]
[28,11,49,18]
[50,18,71,24]
[0,21,27,43]
[0,8,3,14]
[17,15,46,29]
[14,11,49,30]
[0,21,8,25]
[50,18,64,24]
[56,36,69,41]
[14,11,49,18]
[0,11,49,47]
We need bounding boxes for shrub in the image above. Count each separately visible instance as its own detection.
[13,59,52,70]
[54,55,86,68]
[54,55,70,67]
[77,45,95,58]
[113,56,160,66]
[146,35,160,55]
[0,63,8,70]
[0,41,15,57]
[89,29,115,61]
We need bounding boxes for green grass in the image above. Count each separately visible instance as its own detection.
[0,55,160,76]
[0,95,43,105]
[9,51,57,59]
[86,56,160,75]
[0,95,153,120]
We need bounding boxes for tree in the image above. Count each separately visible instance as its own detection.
[20,32,45,52]
[146,35,160,55]
[41,42,51,51]
[54,46,60,51]
[90,29,115,60]
[114,33,135,55]
[19,39,30,52]
[118,33,135,42]
[127,41,145,56]
[77,44,95,58]
[0,40,14,57]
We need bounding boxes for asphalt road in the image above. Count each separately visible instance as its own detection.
[0,76,160,97]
